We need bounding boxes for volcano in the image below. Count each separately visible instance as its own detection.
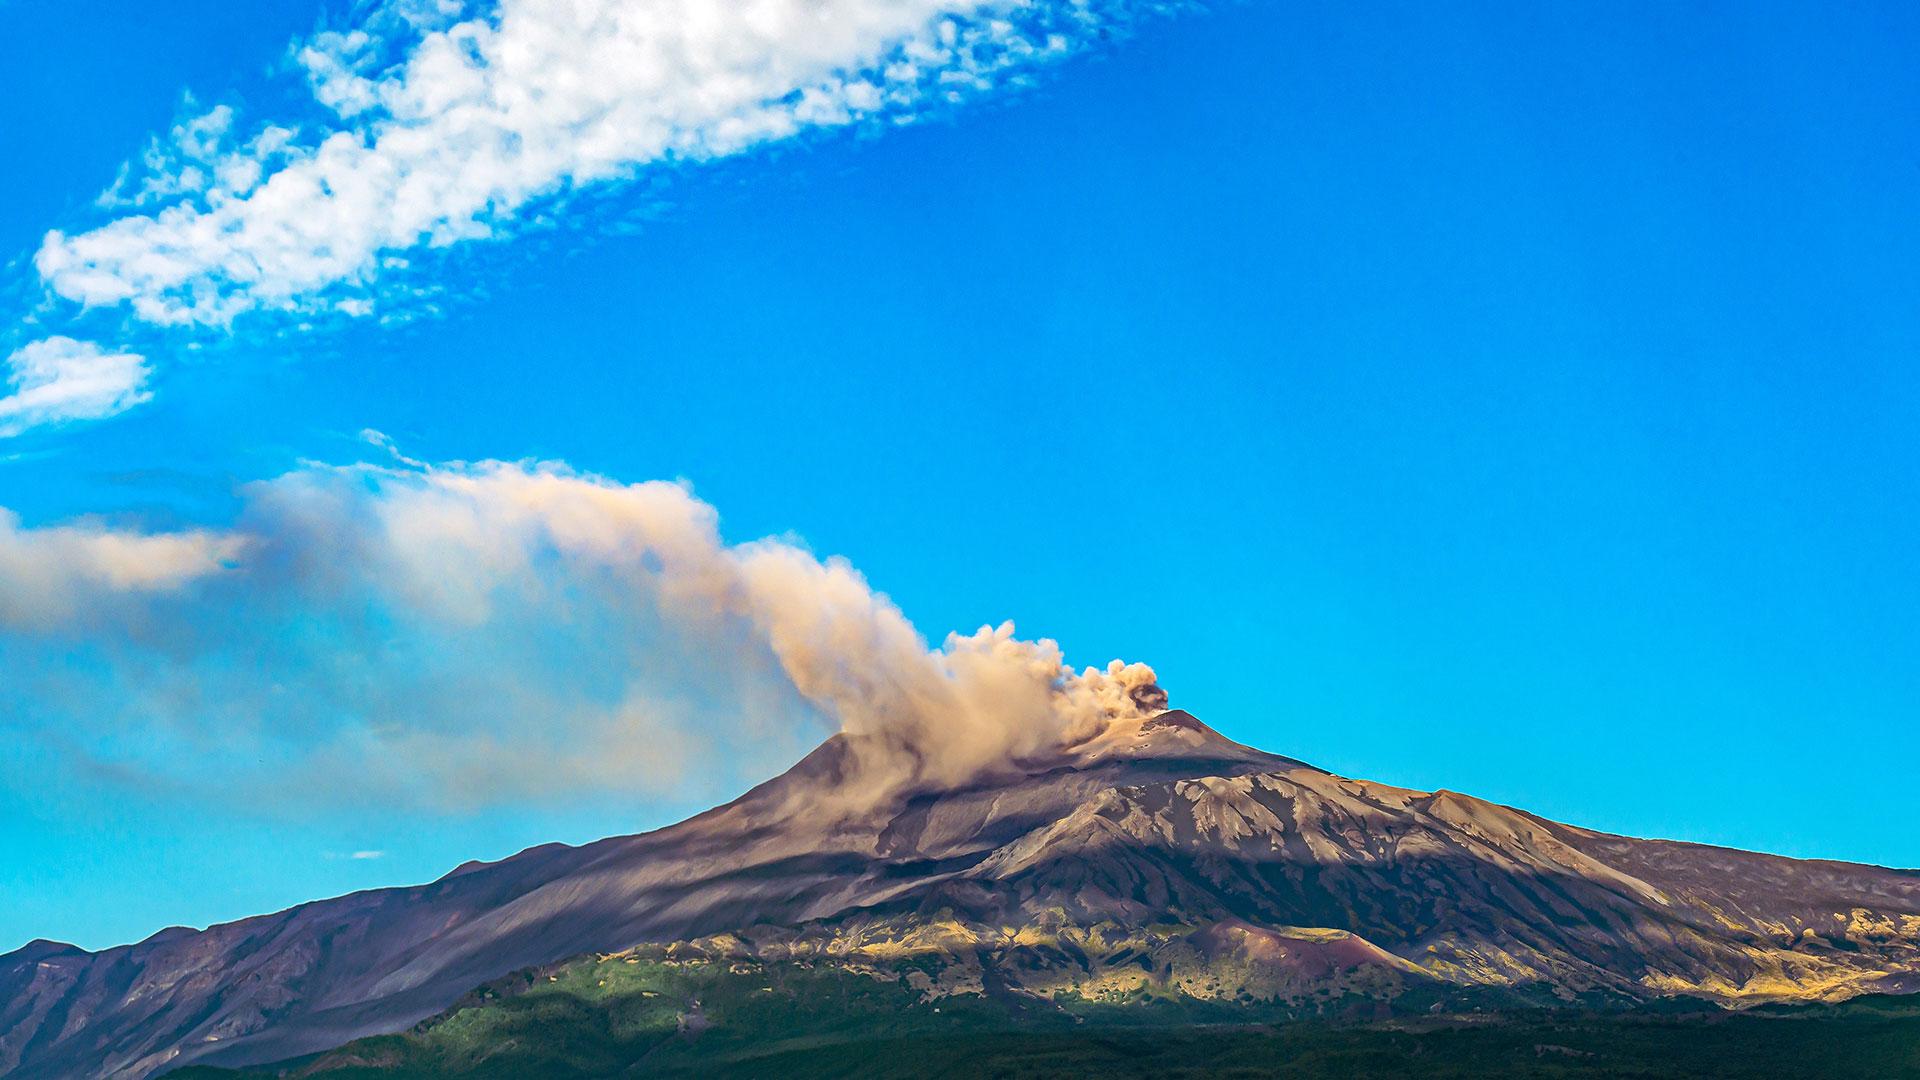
[6,711,1919,1078]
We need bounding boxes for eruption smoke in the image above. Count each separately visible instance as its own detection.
[0,450,1167,808]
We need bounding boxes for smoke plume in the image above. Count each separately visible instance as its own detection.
[0,451,1165,810]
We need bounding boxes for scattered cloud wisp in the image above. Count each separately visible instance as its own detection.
[0,337,152,438]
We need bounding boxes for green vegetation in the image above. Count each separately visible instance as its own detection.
[172,951,1920,1079]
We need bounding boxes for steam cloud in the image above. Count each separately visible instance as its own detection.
[0,450,1165,810]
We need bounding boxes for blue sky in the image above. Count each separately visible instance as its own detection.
[1,0,1916,953]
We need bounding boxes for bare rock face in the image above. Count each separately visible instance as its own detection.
[4,711,1918,1078]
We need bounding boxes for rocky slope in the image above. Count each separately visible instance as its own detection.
[5,712,1918,1078]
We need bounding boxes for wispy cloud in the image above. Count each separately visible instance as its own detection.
[0,337,153,437]
[94,101,243,211]
[34,0,1154,330]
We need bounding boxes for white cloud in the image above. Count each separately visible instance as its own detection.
[0,337,154,437]
[34,0,1142,327]
[95,102,239,209]
[0,454,1164,813]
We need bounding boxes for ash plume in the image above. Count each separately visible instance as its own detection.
[0,451,1167,809]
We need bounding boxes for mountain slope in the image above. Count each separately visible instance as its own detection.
[5,712,1918,1078]
[170,954,1920,1080]
[839,767,1920,1002]
[0,714,1280,1078]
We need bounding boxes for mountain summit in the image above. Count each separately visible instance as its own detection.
[5,712,1918,1078]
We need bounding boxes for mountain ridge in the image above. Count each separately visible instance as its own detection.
[7,711,1919,1078]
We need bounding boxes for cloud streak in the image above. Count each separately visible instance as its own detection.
[0,337,153,437]
[0,451,1165,813]
[35,0,1151,329]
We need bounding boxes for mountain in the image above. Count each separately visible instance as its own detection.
[6,711,1919,1078]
